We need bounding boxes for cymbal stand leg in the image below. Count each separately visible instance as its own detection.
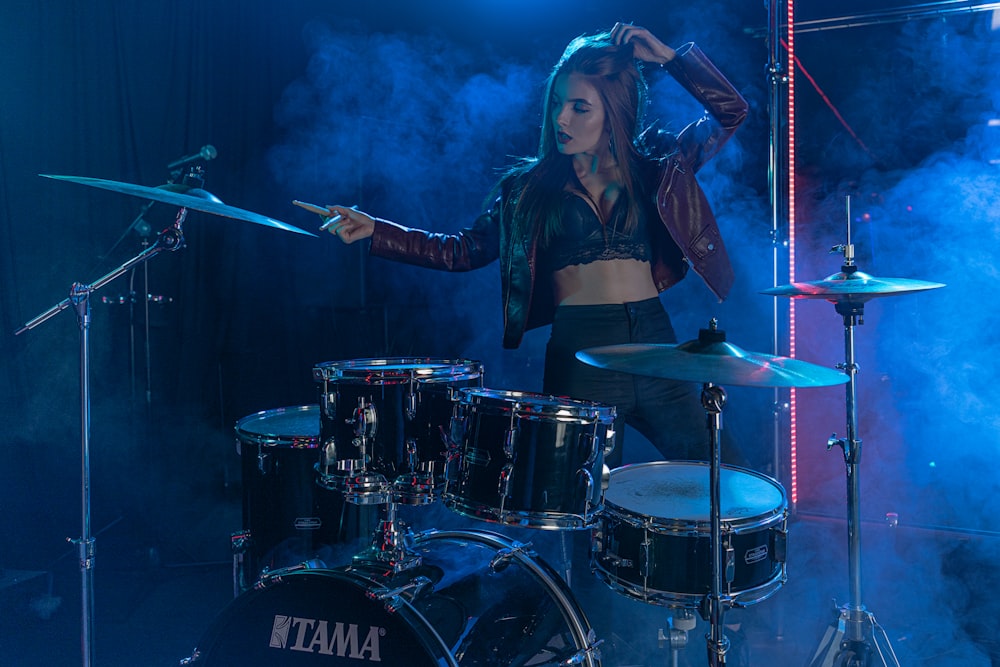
[808,301,900,667]
[702,383,731,667]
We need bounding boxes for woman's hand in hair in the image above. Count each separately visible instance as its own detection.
[610,23,676,65]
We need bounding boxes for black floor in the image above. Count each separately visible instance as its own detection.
[2,485,998,667]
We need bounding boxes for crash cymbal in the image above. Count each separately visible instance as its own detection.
[576,325,849,388]
[41,174,316,237]
[762,269,944,302]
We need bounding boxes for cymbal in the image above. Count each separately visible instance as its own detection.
[41,174,316,237]
[762,269,944,302]
[577,330,849,388]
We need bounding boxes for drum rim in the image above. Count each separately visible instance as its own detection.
[440,494,600,530]
[234,405,320,448]
[603,460,787,531]
[592,561,786,609]
[313,357,484,384]
[453,387,616,421]
[411,528,601,667]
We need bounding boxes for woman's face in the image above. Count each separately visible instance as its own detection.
[551,72,609,158]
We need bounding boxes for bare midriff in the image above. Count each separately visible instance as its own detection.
[552,258,659,306]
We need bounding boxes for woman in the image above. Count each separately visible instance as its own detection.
[318,23,748,468]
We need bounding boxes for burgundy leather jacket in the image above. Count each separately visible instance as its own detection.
[368,43,748,349]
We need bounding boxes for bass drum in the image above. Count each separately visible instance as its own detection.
[182,529,602,666]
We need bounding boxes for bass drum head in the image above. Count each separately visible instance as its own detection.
[184,529,600,666]
[183,568,450,666]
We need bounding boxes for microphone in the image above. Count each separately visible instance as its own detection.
[167,145,217,171]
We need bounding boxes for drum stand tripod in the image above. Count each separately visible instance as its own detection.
[14,211,187,667]
[806,288,900,667]
[577,320,850,667]
[760,205,943,667]
[702,381,734,667]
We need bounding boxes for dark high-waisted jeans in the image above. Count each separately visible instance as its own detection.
[543,296,741,468]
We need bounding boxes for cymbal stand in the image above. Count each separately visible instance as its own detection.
[15,210,187,667]
[808,245,900,667]
[702,381,732,666]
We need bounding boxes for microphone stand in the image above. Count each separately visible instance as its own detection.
[15,209,187,667]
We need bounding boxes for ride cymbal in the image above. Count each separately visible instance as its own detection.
[577,324,848,388]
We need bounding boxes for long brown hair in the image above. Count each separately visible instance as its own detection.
[503,31,649,244]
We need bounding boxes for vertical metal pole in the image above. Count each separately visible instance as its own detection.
[842,314,865,639]
[71,283,96,667]
[767,0,792,487]
[703,384,730,666]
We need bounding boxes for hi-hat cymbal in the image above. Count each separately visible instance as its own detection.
[41,174,316,237]
[762,269,944,302]
[577,328,848,388]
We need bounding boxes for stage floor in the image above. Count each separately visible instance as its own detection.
[2,487,997,666]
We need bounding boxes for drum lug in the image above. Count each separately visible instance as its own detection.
[503,426,517,459]
[639,538,653,578]
[320,387,336,421]
[256,449,269,475]
[603,423,617,458]
[448,412,467,449]
[349,397,377,439]
[321,436,337,468]
[773,527,788,563]
[725,544,736,585]
[498,463,514,502]
[579,468,595,513]
[405,438,419,469]
[404,387,418,421]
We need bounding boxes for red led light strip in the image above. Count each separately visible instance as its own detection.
[786,0,798,506]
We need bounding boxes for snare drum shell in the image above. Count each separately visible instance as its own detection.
[593,461,787,607]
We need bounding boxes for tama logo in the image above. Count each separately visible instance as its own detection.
[270,614,385,661]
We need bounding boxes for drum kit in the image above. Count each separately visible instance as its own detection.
[17,175,943,667]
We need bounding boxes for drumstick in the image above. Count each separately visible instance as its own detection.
[292,199,344,230]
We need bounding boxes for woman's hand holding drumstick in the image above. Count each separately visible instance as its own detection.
[292,200,374,243]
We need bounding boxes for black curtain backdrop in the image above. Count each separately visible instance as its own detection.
[0,0,775,570]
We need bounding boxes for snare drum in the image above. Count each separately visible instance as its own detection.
[593,461,787,608]
[313,358,483,505]
[182,529,602,666]
[444,388,616,530]
[233,406,378,590]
